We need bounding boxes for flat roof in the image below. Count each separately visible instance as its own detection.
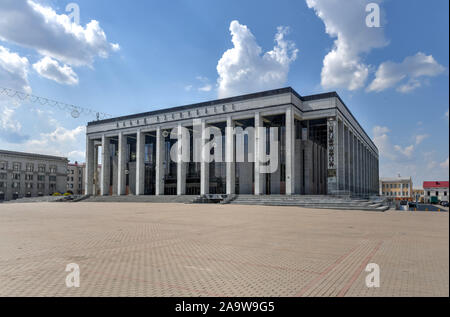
[380,177,412,182]
[0,149,68,162]
[86,87,377,152]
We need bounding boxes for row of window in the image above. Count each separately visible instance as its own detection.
[0,173,57,182]
[67,183,82,189]
[426,191,448,196]
[383,192,410,197]
[382,183,409,189]
[67,168,83,175]
[0,161,58,173]
[0,182,56,190]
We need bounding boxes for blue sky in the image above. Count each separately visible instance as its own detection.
[0,0,448,188]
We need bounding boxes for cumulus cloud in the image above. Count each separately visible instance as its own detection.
[440,157,449,169]
[306,0,387,90]
[24,125,86,161]
[0,102,30,143]
[373,125,416,160]
[393,144,414,159]
[198,84,212,92]
[367,52,445,92]
[33,56,78,85]
[217,20,298,98]
[415,134,429,145]
[0,45,30,92]
[0,0,119,67]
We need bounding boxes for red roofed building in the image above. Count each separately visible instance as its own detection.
[423,181,449,203]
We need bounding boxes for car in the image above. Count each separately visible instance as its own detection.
[440,201,449,207]
[408,202,417,208]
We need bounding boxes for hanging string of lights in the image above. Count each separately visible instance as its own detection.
[0,87,112,120]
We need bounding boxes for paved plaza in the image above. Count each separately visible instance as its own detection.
[0,202,448,297]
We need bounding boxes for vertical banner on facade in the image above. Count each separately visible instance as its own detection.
[327,117,337,194]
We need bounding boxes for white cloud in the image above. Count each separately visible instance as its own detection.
[217,20,298,98]
[367,52,445,92]
[198,84,212,92]
[306,0,387,90]
[445,109,449,121]
[0,0,119,67]
[393,144,414,159]
[33,56,78,85]
[23,125,86,161]
[372,125,395,160]
[440,157,449,169]
[0,45,30,92]
[373,125,415,160]
[0,102,30,143]
[415,134,429,145]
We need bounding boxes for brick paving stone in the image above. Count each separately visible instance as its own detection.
[0,202,447,297]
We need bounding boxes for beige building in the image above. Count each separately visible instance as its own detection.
[0,150,68,201]
[67,162,101,195]
[412,189,424,203]
[379,176,413,200]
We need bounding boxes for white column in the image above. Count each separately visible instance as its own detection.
[285,107,295,195]
[254,112,263,195]
[117,132,127,195]
[101,135,110,196]
[93,145,99,195]
[155,127,165,195]
[85,136,94,195]
[226,117,235,195]
[177,124,186,195]
[200,120,209,195]
[136,129,145,195]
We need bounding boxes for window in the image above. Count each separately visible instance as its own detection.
[0,161,7,170]
[49,165,57,173]
[436,191,439,196]
[49,183,56,192]
[71,177,74,182]
[38,164,46,173]
[37,183,45,190]
[427,191,430,196]
[445,191,447,196]
[12,173,20,180]
[0,182,4,189]
[38,175,45,182]
[26,183,33,189]
[13,162,21,171]
[0,173,6,180]
[12,182,19,189]
[26,163,34,172]
[49,176,56,182]
[71,170,74,174]
[25,174,33,181]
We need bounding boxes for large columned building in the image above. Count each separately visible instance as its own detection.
[85,87,379,197]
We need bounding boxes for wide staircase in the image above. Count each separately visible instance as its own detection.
[83,195,198,203]
[229,195,389,211]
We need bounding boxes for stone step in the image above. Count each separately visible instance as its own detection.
[83,195,198,203]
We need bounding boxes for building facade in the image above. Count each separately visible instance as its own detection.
[67,162,84,195]
[67,162,101,195]
[423,181,449,203]
[379,176,413,200]
[85,88,379,197]
[412,188,424,203]
[0,150,68,201]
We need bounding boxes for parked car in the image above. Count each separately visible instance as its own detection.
[408,202,417,208]
[440,201,449,207]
